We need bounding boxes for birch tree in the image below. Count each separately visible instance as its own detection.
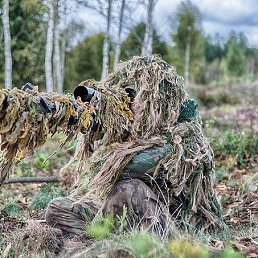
[2,0,12,89]
[45,0,55,92]
[120,23,169,61]
[113,0,126,69]
[141,0,157,56]
[59,2,68,90]
[184,26,191,85]
[54,24,63,93]
[53,0,63,93]
[77,0,113,80]
[101,0,113,80]
[60,33,66,88]
[54,0,71,93]
[172,0,202,85]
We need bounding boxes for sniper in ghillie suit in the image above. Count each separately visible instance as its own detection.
[0,55,228,238]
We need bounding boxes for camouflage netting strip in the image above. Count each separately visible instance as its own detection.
[73,55,226,232]
[155,121,226,231]
[72,137,166,197]
[0,87,94,184]
[61,79,135,172]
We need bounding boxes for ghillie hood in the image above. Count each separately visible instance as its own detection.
[81,55,186,142]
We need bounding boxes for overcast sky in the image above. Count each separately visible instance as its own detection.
[78,0,258,48]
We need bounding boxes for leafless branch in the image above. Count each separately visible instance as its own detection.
[4,176,59,184]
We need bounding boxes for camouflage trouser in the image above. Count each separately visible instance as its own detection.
[45,179,168,235]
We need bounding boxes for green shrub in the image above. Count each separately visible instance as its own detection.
[125,232,162,258]
[34,153,51,170]
[29,184,66,210]
[116,205,128,232]
[210,130,258,167]
[220,247,244,258]
[16,162,32,177]
[215,167,228,182]
[199,93,238,107]
[1,201,21,216]
[168,239,209,258]
[87,215,114,240]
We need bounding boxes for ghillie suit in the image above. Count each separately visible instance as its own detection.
[46,56,227,235]
[0,56,225,234]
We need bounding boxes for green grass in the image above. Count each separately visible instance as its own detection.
[29,184,66,210]
[197,91,239,108]
[220,247,244,258]
[33,153,51,170]
[1,200,21,216]
[16,162,33,177]
[125,232,166,258]
[209,129,257,167]
[87,215,115,240]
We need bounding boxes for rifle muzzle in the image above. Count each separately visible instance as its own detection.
[74,85,96,103]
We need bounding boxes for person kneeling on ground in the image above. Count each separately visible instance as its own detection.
[46,56,227,236]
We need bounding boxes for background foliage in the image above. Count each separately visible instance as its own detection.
[1,0,258,91]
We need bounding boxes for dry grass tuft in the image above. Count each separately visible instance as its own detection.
[1,221,64,257]
[18,221,63,254]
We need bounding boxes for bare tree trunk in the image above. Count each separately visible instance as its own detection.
[184,35,190,85]
[141,0,157,56]
[2,0,12,89]
[54,0,67,94]
[0,24,3,42]
[60,33,66,88]
[101,0,113,80]
[246,57,255,78]
[45,0,55,92]
[54,25,63,93]
[60,2,68,89]
[113,0,126,70]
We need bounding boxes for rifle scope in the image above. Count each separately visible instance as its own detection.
[74,85,96,103]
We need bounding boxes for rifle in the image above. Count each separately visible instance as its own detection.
[0,83,96,184]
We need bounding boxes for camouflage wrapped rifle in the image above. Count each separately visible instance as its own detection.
[0,83,94,184]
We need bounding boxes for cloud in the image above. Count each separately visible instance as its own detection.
[194,0,258,26]
[77,0,258,47]
[154,0,258,47]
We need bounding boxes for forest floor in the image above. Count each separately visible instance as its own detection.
[0,81,257,258]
